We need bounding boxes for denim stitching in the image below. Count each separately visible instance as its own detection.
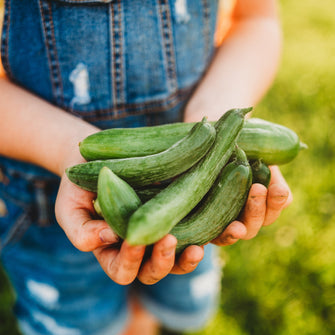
[0,0,13,78]
[53,0,114,3]
[0,185,32,252]
[74,84,190,115]
[157,0,178,93]
[0,209,33,255]
[48,4,65,107]
[0,187,31,210]
[202,0,211,65]
[38,0,64,106]
[109,3,117,116]
[109,0,125,117]
[70,85,193,122]
[116,0,126,107]
[78,94,188,122]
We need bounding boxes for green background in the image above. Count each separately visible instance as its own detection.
[190,1,335,334]
[1,0,334,334]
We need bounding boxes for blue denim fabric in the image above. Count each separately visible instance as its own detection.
[1,0,221,334]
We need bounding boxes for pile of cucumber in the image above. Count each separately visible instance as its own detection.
[66,108,307,253]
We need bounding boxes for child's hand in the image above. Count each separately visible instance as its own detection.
[211,165,293,246]
[55,174,204,286]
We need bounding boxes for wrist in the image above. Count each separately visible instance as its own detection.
[57,123,99,177]
[184,96,224,123]
[184,92,241,123]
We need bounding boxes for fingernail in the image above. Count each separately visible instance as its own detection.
[99,228,118,244]
[215,235,239,246]
[273,194,289,205]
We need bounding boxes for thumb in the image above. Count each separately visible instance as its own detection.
[57,209,119,252]
[55,176,119,252]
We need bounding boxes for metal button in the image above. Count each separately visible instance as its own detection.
[0,168,9,185]
[0,198,7,217]
[0,169,5,183]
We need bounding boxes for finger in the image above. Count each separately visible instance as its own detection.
[268,165,287,186]
[268,166,293,208]
[240,183,267,240]
[262,166,293,227]
[93,241,146,285]
[171,245,204,275]
[263,183,290,226]
[55,177,119,252]
[211,221,247,246]
[269,165,293,208]
[137,235,177,285]
[58,208,119,252]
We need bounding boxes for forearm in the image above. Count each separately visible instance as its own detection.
[0,78,98,176]
[184,5,282,122]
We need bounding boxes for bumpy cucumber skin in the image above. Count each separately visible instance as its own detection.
[80,122,190,160]
[66,119,216,192]
[171,146,252,254]
[97,167,141,239]
[136,187,165,203]
[250,159,271,187]
[238,118,302,165]
[80,118,304,165]
[126,108,251,246]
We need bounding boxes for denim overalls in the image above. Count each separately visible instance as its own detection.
[0,0,222,334]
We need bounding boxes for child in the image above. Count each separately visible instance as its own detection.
[0,0,291,334]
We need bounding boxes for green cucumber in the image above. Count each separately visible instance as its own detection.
[136,186,165,203]
[96,167,141,239]
[171,146,252,253]
[66,118,216,191]
[250,159,271,187]
[79,117,306,165]
[238,118,307,165]
[80,122,190,160]
[126,108,251,246]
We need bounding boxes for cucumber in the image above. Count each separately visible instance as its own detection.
[136,186,165,203]
[79,117,306,165]
[66,118,216,191]
[80,122,191,160]
[96,167,141,239]
[126,108,251,246]
[238,118,307,165]
[170,146,252,253]
[250,159,271,187]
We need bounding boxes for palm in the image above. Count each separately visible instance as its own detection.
[55,174,204,285]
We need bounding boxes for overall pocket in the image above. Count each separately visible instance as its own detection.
[0,181,33,254]
[0,163,59,254]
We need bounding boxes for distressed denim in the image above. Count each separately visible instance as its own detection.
[1,0,222,334]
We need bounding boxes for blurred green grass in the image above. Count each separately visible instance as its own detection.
[1,0,335,334]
